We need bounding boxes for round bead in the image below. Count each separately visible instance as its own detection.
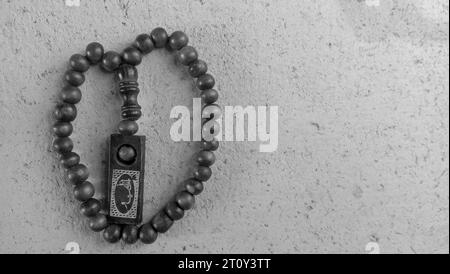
[197,74,215,90]
[122,46,142,66]
[197,150,216,167]
[134,33,154,54]
[101,51,122,72]
[118,120,139,135]
[177,46,198,65]
[80,198,101,217]
[89,214,108,232]
[202,104,222,120]
[184,179,204,196]
[69,54,90,72]
[202,120,220,140]
[188,60,208,77]
[103,224,122,243]
[168,31,189,50]
[201,139,219,151]
[200,89,219,104]
[86,42,104,64]
[151,211,174,233]
[60,152,80,168]
[165,201,184,221]
[117,145,136,164]
[150,27,168,48]
[61,86,82,104]
[175,191,195,210]
[64,70,85,86]
[139,223,158,244]
[73,181,95,201]
[53,137,73,154]
[122,225,139,244]
[53,121,73,137]
[67,164,89,185]
[54,103,77,122]
[194,166,212,181]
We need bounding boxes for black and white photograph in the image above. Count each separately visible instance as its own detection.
[0,0,448,260]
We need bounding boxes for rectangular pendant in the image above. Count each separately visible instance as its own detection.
[106,134,145,225]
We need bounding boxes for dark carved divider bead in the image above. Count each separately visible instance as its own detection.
[116,64,142,121]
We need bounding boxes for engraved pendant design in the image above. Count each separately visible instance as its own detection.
[110,169,139,218]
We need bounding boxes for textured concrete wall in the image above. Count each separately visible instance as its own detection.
[0,0,448,254]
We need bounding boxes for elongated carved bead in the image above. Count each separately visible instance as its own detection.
[116,64,141,121]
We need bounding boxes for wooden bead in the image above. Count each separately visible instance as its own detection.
[73,181,95,201]
[86,42,104,64]
[177,46,198,65]
[122,46,142,66]
[118,120,139,135]
[188,60,208,77]
[103,224,122,243]
[61,86,82,104]
[117,145,136,164]
[194,166,212,181]
[134,33,154,54]
[202,104,222,120]
[89,214,108,232]
[175,191,195,210]
[150,27,168,48]
[116,65,142,121]
[197,73,215,90]
[53,137,73,154]
[54,103,77,122]
[168,31,189,50]
[139,223,158,244]
[69,54,90,72]
[197,150,216,166]
[201,139,219,151]
[202,120,220,140]
[64,70,85,86]
[150,211,173,233]
[67,163,89,184]
[80,198,101,217]
[165,201,184,221]
[60,152,80,168]
[122,225,139,244]
[184,179,204,196]
[53,121,73,137]
[101,51,122,72]
[200,89,218,104]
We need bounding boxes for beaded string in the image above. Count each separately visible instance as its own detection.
[52,27,220,244]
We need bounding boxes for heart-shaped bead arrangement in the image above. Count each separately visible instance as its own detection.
[52,27,220,244]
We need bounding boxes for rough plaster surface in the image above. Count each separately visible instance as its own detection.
[0,0,448,254]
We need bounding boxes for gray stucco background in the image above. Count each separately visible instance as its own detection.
[0,0,448,254]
